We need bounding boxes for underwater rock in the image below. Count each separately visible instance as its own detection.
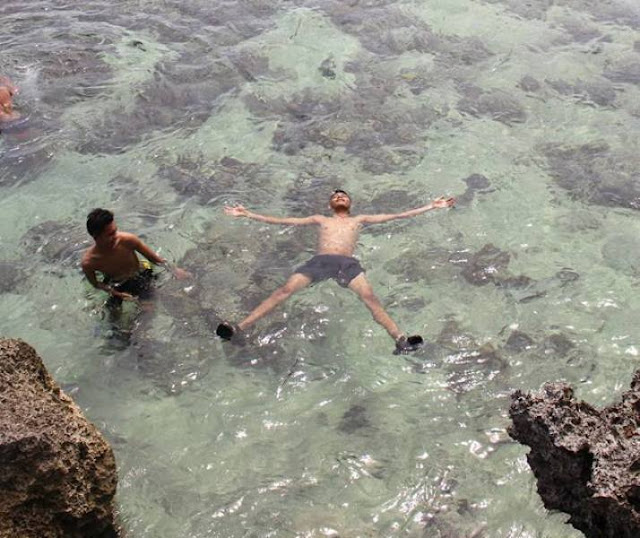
[601,233,640,276]
[37,44,113,108]
[504,269,579,303]
[77,50,246,154]
[540,141,640,210]
[542,333,575,357]
[437,320,506,394]
[0,144,56,189]
[249,80,441,173]
[603,57,640,85]
[160,153,272,205]
[456,173,492,206]
[518,75,541,93]
[21,220,89,265]
[338,404,371,434]
[509,374,640,538]
[479,0,551,21]
[505,330,535,353]
[455,243,511,286]
[227,49,270,83]
[384,246,454,285]
[0,261,29,293]
[323,3,492,65]
[556,16,603,44]
[546,78,617,107]
[457,87,527,125]
[0,339,118,538]
[463,173,491,191]
[450,244,578,301]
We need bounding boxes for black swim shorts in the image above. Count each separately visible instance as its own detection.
[294,255,364,287]
[105,267,156,307]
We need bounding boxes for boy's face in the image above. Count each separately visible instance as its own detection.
[329,191,351,211]
[96,221,118,248]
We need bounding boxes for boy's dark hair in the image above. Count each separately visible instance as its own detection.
[331,189,349,197]
[86,208,114,238]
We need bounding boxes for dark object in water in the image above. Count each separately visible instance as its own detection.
[130,40,146,51]
[394,335,424,355]
[319,56,336,79]
[216,322,235,340]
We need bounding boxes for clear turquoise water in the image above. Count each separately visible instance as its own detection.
[2,0,640,536]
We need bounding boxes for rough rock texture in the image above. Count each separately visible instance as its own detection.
[509,376,640,538]
[0,339,119,538]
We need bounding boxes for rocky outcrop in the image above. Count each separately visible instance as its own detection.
[0,339,119,538]
[509,376,640,538]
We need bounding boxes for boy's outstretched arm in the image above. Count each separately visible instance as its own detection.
[224,204,321,226]
[127,234,191,280]
[357,196,455,224]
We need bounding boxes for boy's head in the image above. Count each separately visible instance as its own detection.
[329,189,351,212]
[87,208,116,246]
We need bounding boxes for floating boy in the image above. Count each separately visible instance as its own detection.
[217,190,455,353]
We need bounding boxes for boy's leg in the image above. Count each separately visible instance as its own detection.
[238,273,312,330]
[347,273,403,341]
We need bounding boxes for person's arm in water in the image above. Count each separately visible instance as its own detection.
[81,261,136,301]
[123,233,191,280]
[224,204,321,226]
[357,196,455,225]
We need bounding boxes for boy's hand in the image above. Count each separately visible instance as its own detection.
[224,205,248,217]
[432,196,455,209]
[112,290,136,301]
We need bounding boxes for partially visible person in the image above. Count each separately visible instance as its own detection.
[81,208,190,306]
[0,77,20,123]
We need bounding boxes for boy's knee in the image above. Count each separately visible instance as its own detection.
[276,285,294,298]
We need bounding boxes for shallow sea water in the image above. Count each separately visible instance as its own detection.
[2,0,640,536]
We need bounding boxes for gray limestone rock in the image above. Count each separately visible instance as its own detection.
[0,339,119,538]
[510,374,640,538]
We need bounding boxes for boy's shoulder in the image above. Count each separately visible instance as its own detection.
[117,231,140,245]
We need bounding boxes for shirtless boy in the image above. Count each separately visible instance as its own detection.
[81,208,188,305]
[217,190,455,353]
[0,77,20,123]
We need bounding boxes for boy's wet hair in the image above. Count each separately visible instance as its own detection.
[86,208,114,238]
[331,189,349,197]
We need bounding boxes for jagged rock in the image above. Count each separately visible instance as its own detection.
[0,339,119,538]
[509,376,640,538]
